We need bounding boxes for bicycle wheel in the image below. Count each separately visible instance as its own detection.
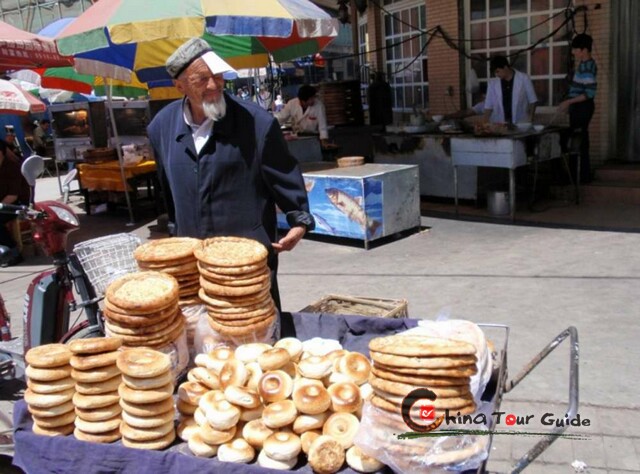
[64,324,104,342]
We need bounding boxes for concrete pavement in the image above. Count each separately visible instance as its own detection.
[1,174,639,472]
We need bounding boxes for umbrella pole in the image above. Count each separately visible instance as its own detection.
[105,79,136,225]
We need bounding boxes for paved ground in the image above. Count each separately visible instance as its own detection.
[1,175,639,473]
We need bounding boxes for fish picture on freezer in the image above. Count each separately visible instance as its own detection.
[325,187,381,238]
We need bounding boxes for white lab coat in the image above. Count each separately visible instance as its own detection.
[275,98,329,140]
[484,70,537,123]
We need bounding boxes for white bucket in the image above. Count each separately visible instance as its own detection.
[487,191,510,216]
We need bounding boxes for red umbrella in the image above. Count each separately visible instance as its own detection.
[0,20,73,72]
[0,79,47,115]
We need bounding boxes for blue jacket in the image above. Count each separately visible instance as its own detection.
[147,93,314,258]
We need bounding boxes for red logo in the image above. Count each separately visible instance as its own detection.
[420,405,436,420]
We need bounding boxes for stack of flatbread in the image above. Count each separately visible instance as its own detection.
[103,271,185,349]
[134,238,202,348]
[194,237,277,344]
[68,337,123,443]
[368,335,478,419]
[117,348,176,450]
[24,344,75,437]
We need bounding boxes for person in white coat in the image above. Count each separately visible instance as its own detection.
[483,56,537,124]
[275,85,329,147]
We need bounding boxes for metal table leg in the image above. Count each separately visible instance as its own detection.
[509,168,516,221]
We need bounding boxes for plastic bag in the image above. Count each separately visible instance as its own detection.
[180,303,207,363]
[193,311,279,353]
[356,402,489,473]
[154,327,189,384]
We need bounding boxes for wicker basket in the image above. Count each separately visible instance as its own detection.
[301,294,408,319]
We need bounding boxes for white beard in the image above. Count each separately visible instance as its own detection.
[202,96,226,121]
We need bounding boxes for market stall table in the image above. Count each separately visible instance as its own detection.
[76,159,160,217]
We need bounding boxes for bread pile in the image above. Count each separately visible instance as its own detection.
[116,348,176,450]
[194,237,276,344]
[134,237,202,308]
[24,344,76,436]
[175,338,384,473]
[69,337,123,443]
[103,271,185,349]
[362,334,483,472]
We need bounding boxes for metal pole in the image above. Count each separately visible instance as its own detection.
[105,80,136,225]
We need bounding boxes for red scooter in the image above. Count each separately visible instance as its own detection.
[0,156,103,380]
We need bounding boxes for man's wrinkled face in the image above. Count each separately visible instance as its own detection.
[176,59,226,120]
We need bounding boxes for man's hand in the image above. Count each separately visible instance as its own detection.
[558,100,571,112]
[272,226,306,253]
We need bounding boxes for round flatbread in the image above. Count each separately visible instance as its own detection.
[199,267,270,287]
[75,402,122,422]
[25,364,71,382]
[104,303,179,329]
[67,337,123,355]
[105,310,181,336]
[134,237,201,263]
[26,376,75,394]
[25,344,71,368]
[370,394,476,416]
[71,363,120,384]
[208,313,275,336]
[369,376,471,398]
[106,271,179,312]
[369,351,476,369]
[198,265,267,283]
[199,276,269,297]
[372,362,478,378]
[140,260,198,276]
[116,348,171,378]
[194,237,268,267]
[369,335,477,357]
[371,366,470,387]
[121,429,175,450]
[198,287,271,309]
[119,396,174,418]
[74,427,121,444]
[207,302,275,321]
[197,260,266,276]
[69,351,119,371]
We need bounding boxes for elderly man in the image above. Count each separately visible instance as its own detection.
[147,38,314,310]
[483,55,537,124]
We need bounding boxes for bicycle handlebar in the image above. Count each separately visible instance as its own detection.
[0,203,29,213]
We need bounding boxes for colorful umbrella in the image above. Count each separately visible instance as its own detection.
[0,79,47,115]
[55,0,339,82]
[0,20,73,72]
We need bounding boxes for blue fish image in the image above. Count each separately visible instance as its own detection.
[325,188,381,236]
[312,213,335,234]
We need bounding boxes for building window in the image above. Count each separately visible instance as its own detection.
[358,19,369,106]
[466,0,572,106]
[382,1,428,110]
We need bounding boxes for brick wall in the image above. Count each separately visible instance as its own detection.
[573,1,611,164]
[425,0,462,115]
[366,2,385,73]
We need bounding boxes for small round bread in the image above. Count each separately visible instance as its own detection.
[300,430,321,455]
[177,417,199,442]
[203,399,241,430]
[116,348,171,378]
[258,348,290,371]
[293,412,329,434]
[121,408,174,429]
[242,419,274,449]
[194,236,268,267]
[197,390,226,414]
[25,344,71,368]
[121,429,175,450]
[193,407,208,427]
[368,334,477,356]
[73,391,119,410]
[106,271,179,312]
[274,337,303,361]
[292,384,331,415]
[346,445,385,473]
[258,370,293,403]
[74,427,121,444]
[71,363,120,384]
[25,364,71,382]
[134,237,200,263]
[188,431,218,458]
[308,435,346,474]
[74,415,121,434]
[219,359,248,389]
[75,374,122,395]
[322,412,359,449]
[120,419,174,442]
[32,422,74,437]
[67,337,122,355]
[217,438,256,464]
[297,355,332,379]
[118,397,174,418]
[177,399,197,416]
[263,431,302,462]
[262,400,297,429]
[122,370,173,390]
[75,403,121,422]
[70,351,119,371]
[28,400,73,419]
[240,405,264,422]
[118,382,173,404]
[26,376,75,394]
[203,346,236,373]
[187,367,220,390]
[177,381,209,405]
[245,362,263,391]
[327,382,362,414]
[257,448,298,470]
[336,352,371,386]
[224,385,261,409]
[24,387,74,408]
[31,410,76,428]
[198,423,236,445]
